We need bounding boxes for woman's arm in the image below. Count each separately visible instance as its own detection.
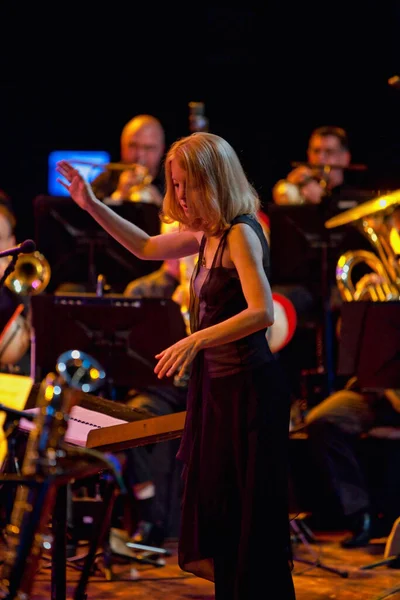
[154,222,275,378]
[87,198,199,260]
[56,160,200,261]
[195,222,274,347]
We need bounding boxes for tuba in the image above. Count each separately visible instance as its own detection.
[325,190,400,301]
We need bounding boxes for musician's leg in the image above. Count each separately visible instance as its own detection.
[304,389,376,543]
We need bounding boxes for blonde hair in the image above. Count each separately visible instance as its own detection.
[161,132,260,236]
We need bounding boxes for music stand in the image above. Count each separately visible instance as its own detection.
[338,301,400,573]
[266,204,346,393]
[30,294,188,392]
[267,201,380,392]
[338,301,400,390]
[29,293,187,589]
[33,195,163,293]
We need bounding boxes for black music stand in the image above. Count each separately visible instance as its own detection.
[338,301,400,390]
[266,203,370,287]
[33,195,163,293]
[29,294,187,590]
[30,294,188,392]
[337,301,400,574]
[267,204,349,394]
[290,516,349,578]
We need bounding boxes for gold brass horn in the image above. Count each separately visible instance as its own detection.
[0,251,51,367]
[5,250,51,295]
[325,190,400,301]
[70,159,156,205]
[107,164,160,206]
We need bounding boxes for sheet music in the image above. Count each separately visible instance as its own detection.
[19,405,128,447]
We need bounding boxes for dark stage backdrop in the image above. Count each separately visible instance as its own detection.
[1,3,400,243]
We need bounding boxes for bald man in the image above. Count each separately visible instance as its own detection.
[91,114,165,206]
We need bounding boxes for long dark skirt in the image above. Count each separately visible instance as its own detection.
[177,357,296,599]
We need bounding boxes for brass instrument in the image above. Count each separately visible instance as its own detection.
[0,371,75,599]
[107,163,155,204]
[5,251,51,296]
[273,163,368,206]
[70,159,155,205]
[0,251,51,369]
[0,351,107,599]
[325,190,400,301]
[272,180,308,205]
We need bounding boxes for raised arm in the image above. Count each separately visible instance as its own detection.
[56,160,200,261]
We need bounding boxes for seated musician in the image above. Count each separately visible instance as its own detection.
[292,200,400,549]
[268,126,362,401]
[272,125,351,207]
[271,125,353,311]
[57,114,166,295]
[0,196,31,375]
[0,195,32,528]
[89,115,184,549]
[271,125,380,399]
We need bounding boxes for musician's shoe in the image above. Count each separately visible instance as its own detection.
[110,527,141,558]
[131,520,165,548]
[340,511,372,549]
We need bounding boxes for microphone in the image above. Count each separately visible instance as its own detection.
[0,239,36,259]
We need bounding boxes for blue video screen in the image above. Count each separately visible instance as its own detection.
[48,150,111,196]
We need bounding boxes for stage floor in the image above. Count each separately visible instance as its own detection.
[5,529,400,599]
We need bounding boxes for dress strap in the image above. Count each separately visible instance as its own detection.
[198,234,207,266]
[211,228,231,269]
[224,214,271,278]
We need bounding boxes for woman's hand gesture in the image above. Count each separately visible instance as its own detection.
[154,334,203,380]
[56,160,98,211]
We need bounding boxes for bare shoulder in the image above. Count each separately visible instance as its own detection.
[227,222,264,268]
[228,221,261,249]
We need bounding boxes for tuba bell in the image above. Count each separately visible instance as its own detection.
[325,190,400,301]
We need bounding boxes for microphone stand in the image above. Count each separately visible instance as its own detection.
[319,167,336,395]
[0,405,35,531]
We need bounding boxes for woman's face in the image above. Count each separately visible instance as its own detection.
[170,157,201,217]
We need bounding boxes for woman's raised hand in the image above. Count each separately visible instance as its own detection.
[56,161,98,210]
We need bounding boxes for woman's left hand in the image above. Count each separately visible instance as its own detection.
[154,334,203,379]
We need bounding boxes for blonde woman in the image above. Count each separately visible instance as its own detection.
[57,132,295,599]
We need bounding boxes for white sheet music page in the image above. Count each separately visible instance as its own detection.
[19,405,127,447]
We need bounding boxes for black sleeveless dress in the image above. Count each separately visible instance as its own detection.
[176,214,295,599]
